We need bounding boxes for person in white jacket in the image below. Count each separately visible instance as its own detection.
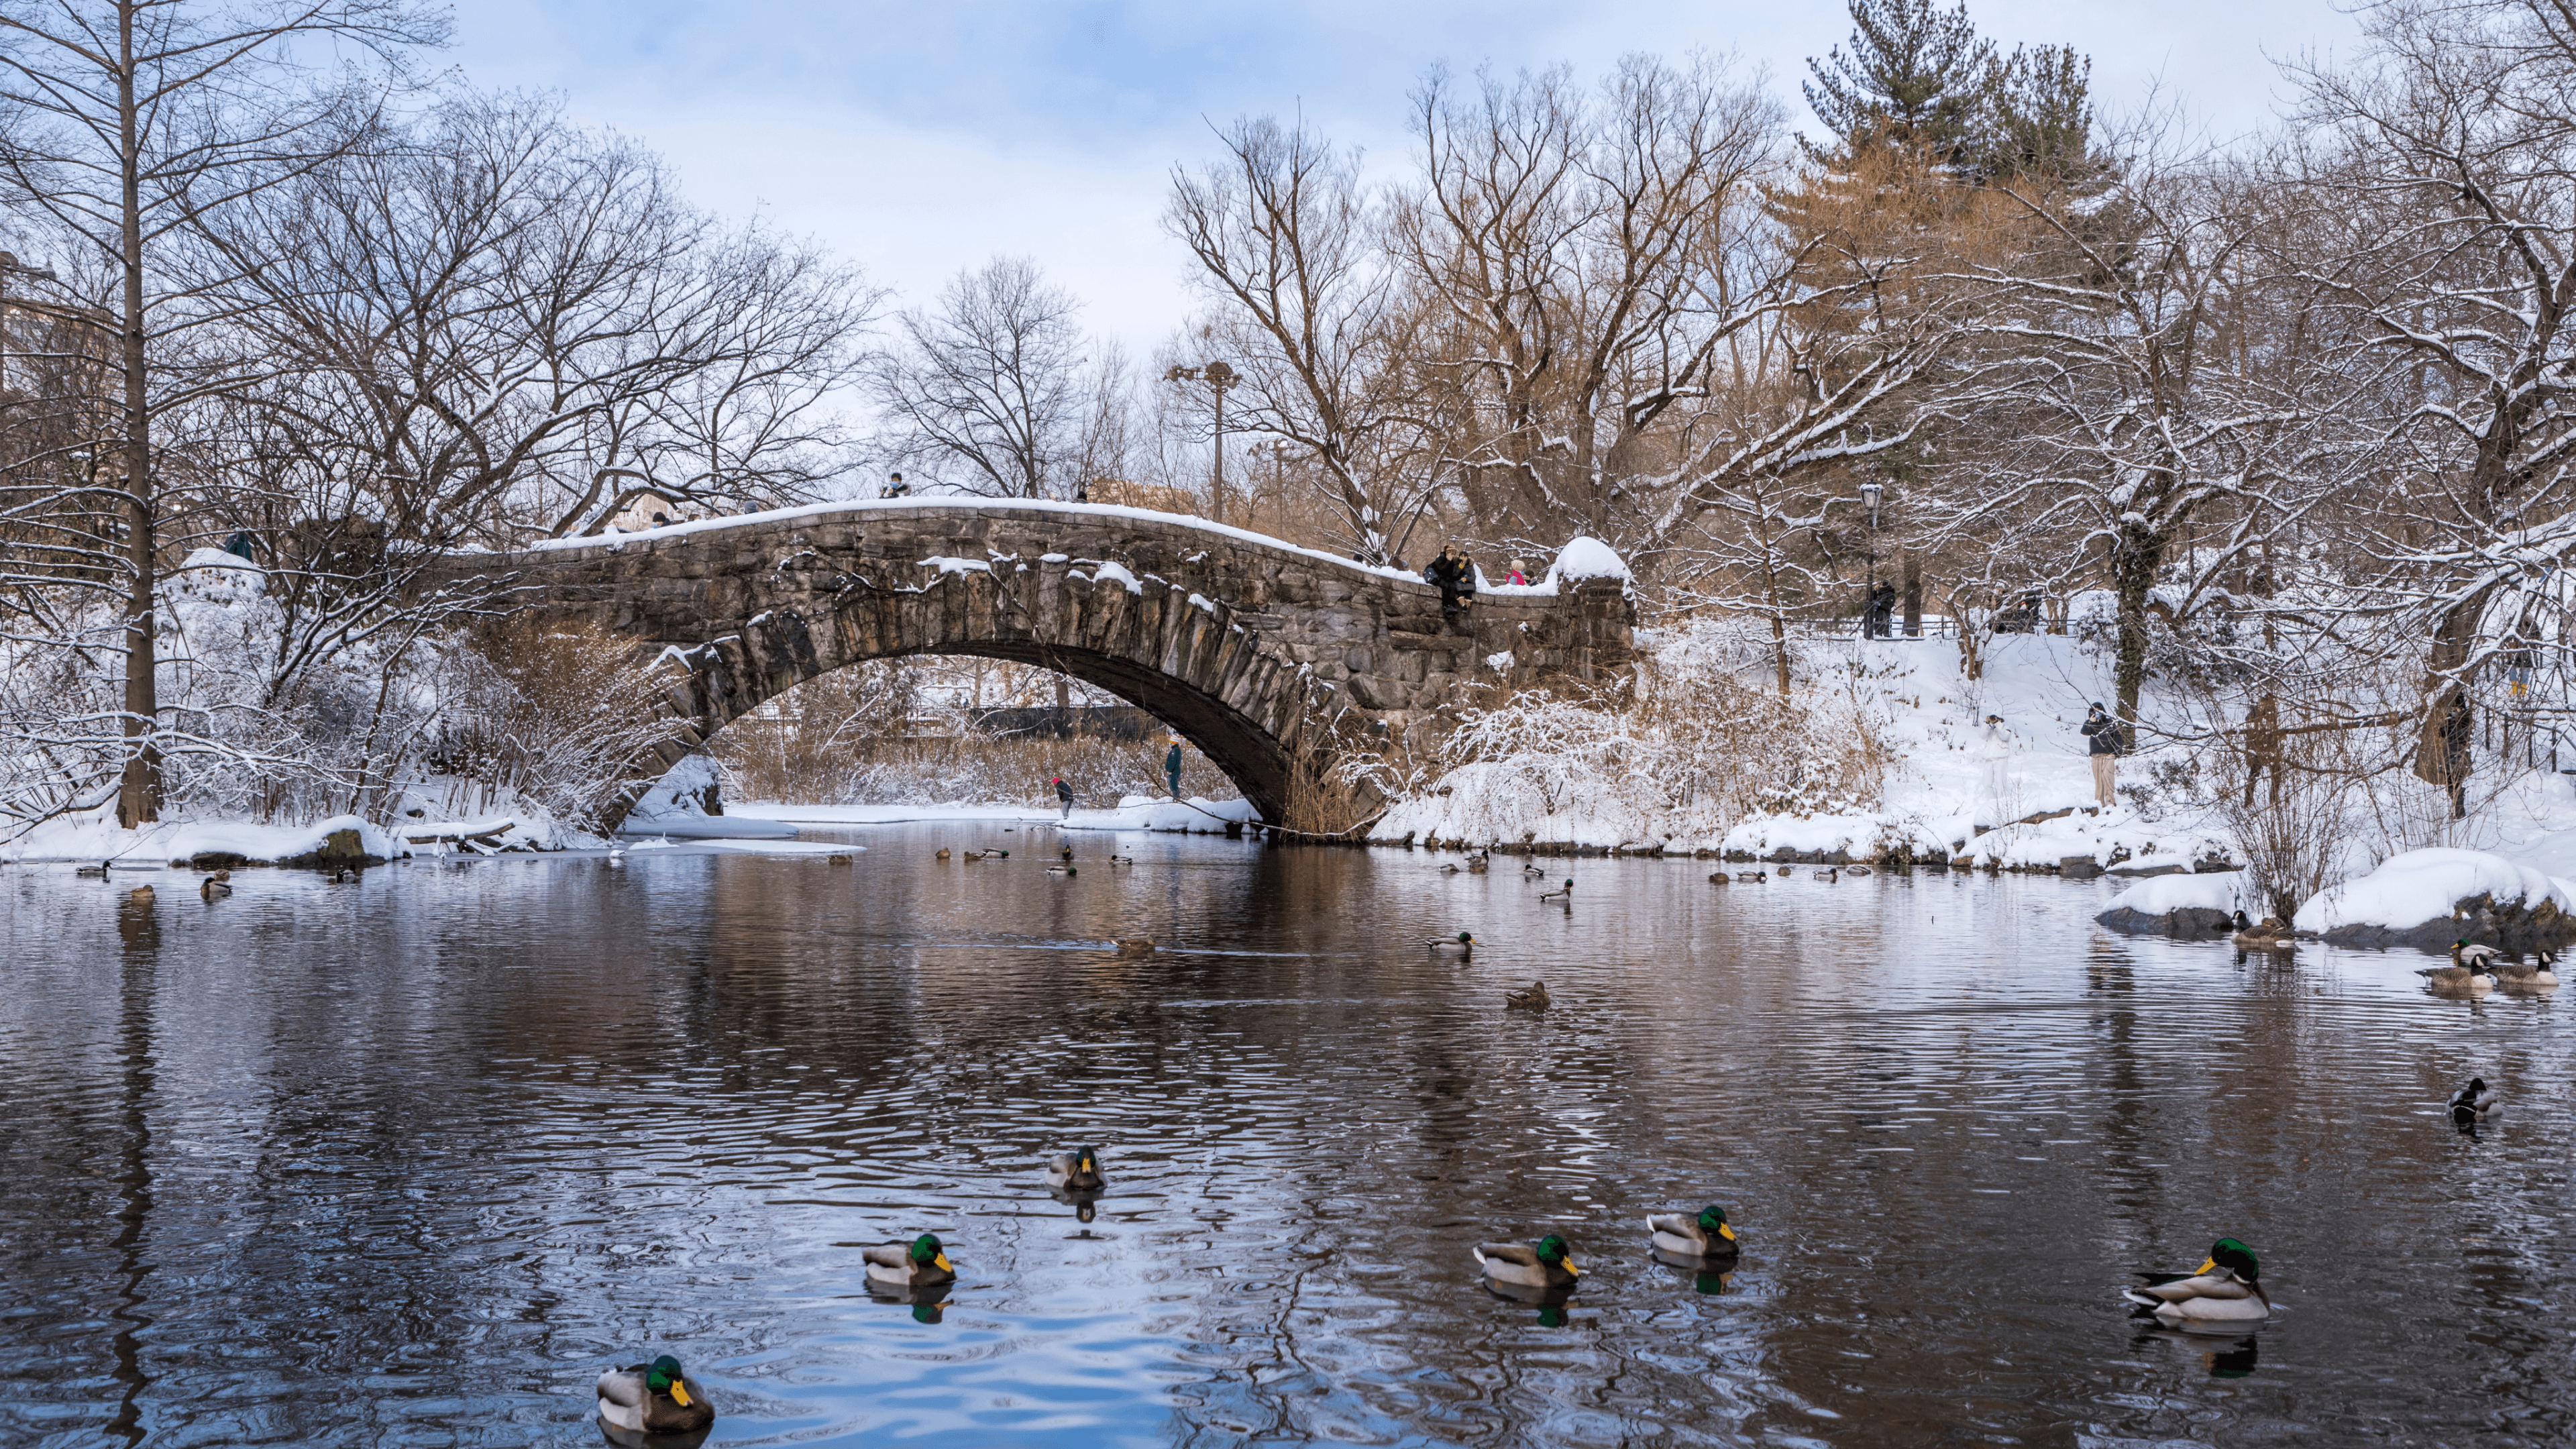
[1978,714,2014,832]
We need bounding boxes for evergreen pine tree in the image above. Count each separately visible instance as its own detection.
[1802,0,1993,164]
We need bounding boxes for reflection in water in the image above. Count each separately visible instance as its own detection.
[6,833,2576,1446]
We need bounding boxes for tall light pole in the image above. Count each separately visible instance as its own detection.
[1165,360,1238,525]
[1860,478,1884,638]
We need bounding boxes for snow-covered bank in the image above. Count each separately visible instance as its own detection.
[3,812,409,867]
[1375,627,2233,872]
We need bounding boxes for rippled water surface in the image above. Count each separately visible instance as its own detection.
[7,827,2575,1446]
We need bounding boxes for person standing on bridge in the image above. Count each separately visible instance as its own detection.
[1424,545,1475,631]
[1165,737,1184,800]
[880,471,909,499]
[1055,775,1074,820]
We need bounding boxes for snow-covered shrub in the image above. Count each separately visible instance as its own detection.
[431,621,687,830]
[1377,621,1895,847]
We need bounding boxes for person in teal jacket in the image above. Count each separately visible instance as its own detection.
[1165,739,1183,800]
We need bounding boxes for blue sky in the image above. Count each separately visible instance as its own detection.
[443,0,2366,353]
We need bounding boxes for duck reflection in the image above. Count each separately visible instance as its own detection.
[866,1278,952,1322]
[1049,1185,1102,1224]
[2139,1326,2259,1379]
[600,1423,713,1449]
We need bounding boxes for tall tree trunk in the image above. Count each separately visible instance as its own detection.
[2414,596,2482,787]
[115,5,159,827]
[2109,515,2165,728]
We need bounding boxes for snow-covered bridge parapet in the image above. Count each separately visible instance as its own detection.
[436,500,1635,830]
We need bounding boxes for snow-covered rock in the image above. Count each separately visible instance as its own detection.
[1548,535,1630,582]
[2096,870,2245,938]
[2292,848,2576,951]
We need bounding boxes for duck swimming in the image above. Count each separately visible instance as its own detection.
[936,847,951,860]
[2419,940,2498,993]
[1046,864,1076,877]
[1522,863,1547,878]
[1647,1204,1739,1260]
[2123,1238,2271,1329]
[1474,1234,1578,1291]
[1735,871,1766,883]
[863,1233,955,1289]
[2449,1075,2501,1126]
[596,1354,713,1435]
[1813,867,1839,881]
[1505,981,1550,1010]
[200,875,232,900]
[1115,937,1156,955]
[2491,950,2559,987]
[1046,1146,1106,1191]
[1428,932,1479,955]
[1540,879,1573,902]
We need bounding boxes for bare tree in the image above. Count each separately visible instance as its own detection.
[867,255,1121,500]
[1391,55,1790,555]
[2284,0,2576,796]
[0,0,445,823]
[191,93,874,547]
[1167,116,1439,564]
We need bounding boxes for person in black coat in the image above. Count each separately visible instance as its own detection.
[1423,545,1474,629]
[1054,775,1074,820]
[2081,702,2121,808]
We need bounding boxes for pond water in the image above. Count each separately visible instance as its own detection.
[5,827,2573,1447]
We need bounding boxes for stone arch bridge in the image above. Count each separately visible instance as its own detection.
[448,502,1635,833]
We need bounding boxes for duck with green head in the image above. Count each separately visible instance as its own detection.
[596,1354,713,1434]
[1475,1234,1579,1291]
[1648,1204,1739,1261]
[1047,1146,1106,1192]
[1427,932,1479,955]
[863,1232,955,1289]
[1540,879,1572,902]
[2122,1237,2270,1328]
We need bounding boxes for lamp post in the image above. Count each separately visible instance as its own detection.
[1859,478,1884,638]
[1165,360,1238,525]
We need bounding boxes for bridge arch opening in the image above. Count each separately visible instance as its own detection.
[700,641,1305,824]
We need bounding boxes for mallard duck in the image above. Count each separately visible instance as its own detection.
[329,866,357,882]
[596,1354,712,1434]
[75,861,109,878]
[1844,864,1873,877]
[2231,910,2294,947]
[1648,1204,1739,1259]
[2418,940,2498,993]
[1046,1146,1106,1191]
[1707,871,1728,883]
[1427,932,1479,955]
[2123,1238,2271,1329]
[1505,980,1550,1010]
[1521,863,1547,878]
[1061,845,1075,862]
[828,853,853,865]
[1114,937,1155,955]
[1775,865,1791,876]
[962,850,987,862]
[1466,852,1490,873]
[1474,1234,1578,1290]
[1440,863,1462,873]
[1540,879,1573,902]
[863,1233,955,1289]
[1735,871,1766,883]
[2449,1075,2501,1125]
[936,847,951,860]
[125,884,154,906]
[200,875,231,900]
[2492,950,2558,987]
[1046,864,1076,877]
[1108,855,1135,865]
